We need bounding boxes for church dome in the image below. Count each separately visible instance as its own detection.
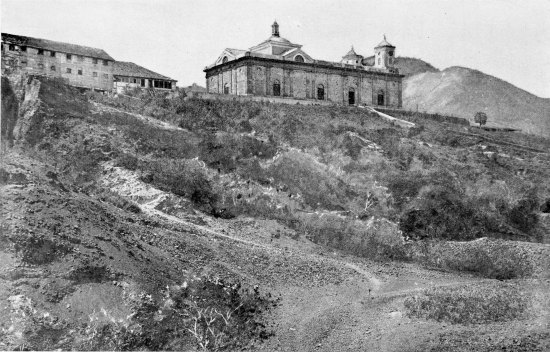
[342,46,363,59]
[268,35,292,44]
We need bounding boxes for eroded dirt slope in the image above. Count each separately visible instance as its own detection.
[1,74,549,351]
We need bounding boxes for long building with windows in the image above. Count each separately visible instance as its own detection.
[204,22,403,108]
[1,33,176,92]
[1,33,115,91]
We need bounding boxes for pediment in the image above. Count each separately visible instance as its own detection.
[281,48,314,63]
[214,48,247,65]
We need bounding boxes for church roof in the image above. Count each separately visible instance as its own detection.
[250,35,296,51]
[375,35,395,48]
[342,46,363,59]
[225,48,247,56]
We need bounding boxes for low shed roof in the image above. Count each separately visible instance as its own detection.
[113,61,176,81]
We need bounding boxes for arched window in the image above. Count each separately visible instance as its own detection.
[377,90,385,106]
[222,56,228,64]
[294,55,305,62]
[317,84,325,100]
[273,79,281,96]
[223,83,229,94]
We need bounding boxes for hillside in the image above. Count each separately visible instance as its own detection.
[403,66,550,136]
[1,73,550,351]
[363,56,440,77]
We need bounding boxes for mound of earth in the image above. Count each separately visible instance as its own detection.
[403,66,550,136]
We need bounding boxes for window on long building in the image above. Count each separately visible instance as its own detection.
[21,46,27,52]
[140,79,145,87]
[93,58,98,64]
[8,44,15,51]
[102,60,108,66]
[66,68,72,74]
[78,68,83,75]
[50,51,56,57]
[66,54,72,60]
[37,49,44,55]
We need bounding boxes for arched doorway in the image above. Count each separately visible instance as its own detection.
[377,90,385,106]
[348,88,355,105]
[223,83,229,94]
[273,79,281,96]
[317,84,325,100]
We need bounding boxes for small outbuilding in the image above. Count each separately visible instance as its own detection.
[113,61,176,92]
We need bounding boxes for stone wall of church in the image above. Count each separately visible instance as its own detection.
[205,59,402,108]
[207,65,248,95]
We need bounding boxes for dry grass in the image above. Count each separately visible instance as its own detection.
[404,282,529,324]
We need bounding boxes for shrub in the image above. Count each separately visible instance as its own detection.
[399,185,486,241]
[124,276,278,351]
[508,194,539,233]
[406,239,534,279]
[67,276,278,351]
[300,214,405,261]
[404,282,528,324]
[266,151,353,210]
[139,158,218,213]
[116,153,139,171]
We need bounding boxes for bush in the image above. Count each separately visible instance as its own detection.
[69,276,278,351]
[127,276,278,351]
[300,214,405,261]
[508,194,539,233]
[404,282,528,324]
[406,239,534,279]
[139,158,218,213]
[399,185,486,241]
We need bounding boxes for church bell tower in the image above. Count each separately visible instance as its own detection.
[374,35,396,69]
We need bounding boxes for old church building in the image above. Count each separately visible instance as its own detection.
[204,22,403,108]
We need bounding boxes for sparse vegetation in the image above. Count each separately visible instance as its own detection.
[404,282,529,324]
[3,75,550,351]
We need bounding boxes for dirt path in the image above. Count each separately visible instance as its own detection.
[91,101,186,131]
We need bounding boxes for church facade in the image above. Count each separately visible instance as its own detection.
[204,22,403,108]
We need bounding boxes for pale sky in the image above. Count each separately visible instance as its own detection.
[2,0,549,97]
